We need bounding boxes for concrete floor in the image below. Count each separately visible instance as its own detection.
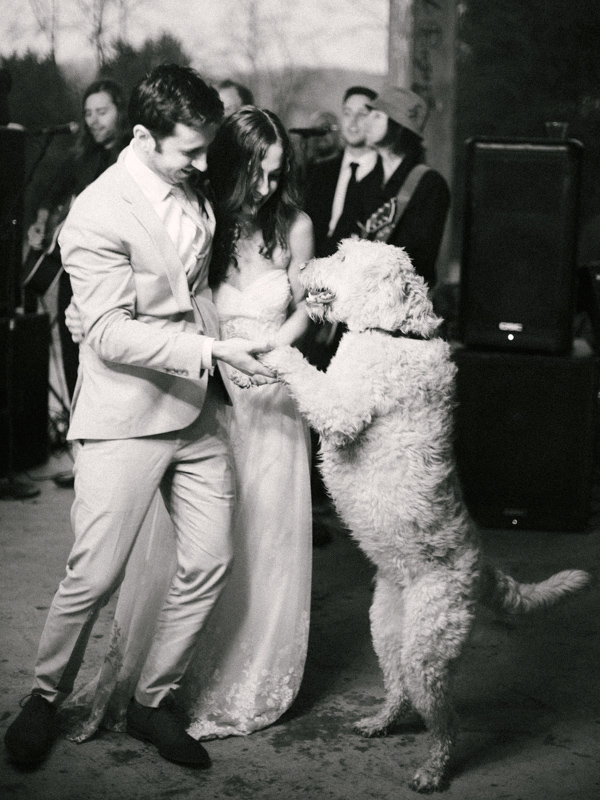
[1,452,600,800]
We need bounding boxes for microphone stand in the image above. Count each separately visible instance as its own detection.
[289,127,331,184]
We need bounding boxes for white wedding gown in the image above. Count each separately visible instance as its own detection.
[66,266,312,741]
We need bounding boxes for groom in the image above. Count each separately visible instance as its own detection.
[4,64,274,769]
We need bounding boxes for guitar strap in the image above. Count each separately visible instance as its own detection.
[360,163,431,243]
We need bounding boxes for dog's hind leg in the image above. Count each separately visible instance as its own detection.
[354,571,415,737]
[401,578,475,793]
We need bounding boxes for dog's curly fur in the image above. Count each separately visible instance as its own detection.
[261,238,591,793]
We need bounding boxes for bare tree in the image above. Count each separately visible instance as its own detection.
[115,0,143,43]
[211,0,388,120]
[207,0,318,121]
[76,0,115,68]
[100,32,192,96]
[28,0,61,62]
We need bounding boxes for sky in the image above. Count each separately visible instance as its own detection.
[2,0,389,76]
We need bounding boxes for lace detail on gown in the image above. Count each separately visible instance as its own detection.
[63,267,312,743]
[183,269,312,738]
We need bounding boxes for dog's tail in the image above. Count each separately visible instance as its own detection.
[480,564,591,615]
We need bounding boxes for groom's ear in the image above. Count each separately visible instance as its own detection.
[133,124,157,154]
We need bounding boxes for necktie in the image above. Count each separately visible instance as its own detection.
[343,162,359,214]
[346,161,359,196]
[332,162,360,241]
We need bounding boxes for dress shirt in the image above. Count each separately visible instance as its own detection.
[328,148,377,236]
[123,144,216,371]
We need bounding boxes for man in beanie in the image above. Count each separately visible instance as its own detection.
[361,86,450,288]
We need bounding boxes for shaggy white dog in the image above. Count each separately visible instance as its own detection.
[261,238,590,793]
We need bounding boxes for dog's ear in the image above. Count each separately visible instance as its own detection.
[396,273,442,337]
[383,245,443,338]
[344,243,405,331]
[358,242,442,336]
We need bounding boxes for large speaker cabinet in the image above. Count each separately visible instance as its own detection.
[0,127,25,317]
[459,137,583,355]
[453,346,599,531]
[0,313,50,476]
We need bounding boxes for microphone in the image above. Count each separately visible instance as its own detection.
[34,121,79,136]
[289,125,336,138]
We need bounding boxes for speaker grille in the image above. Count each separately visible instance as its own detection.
[460,139,582,354]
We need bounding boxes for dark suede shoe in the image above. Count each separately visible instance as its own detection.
[126,698,211,768]
[4,693,56,766]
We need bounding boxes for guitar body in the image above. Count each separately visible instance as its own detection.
[359,164,431,244]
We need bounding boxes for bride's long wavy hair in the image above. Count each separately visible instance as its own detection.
[207,106,301,289]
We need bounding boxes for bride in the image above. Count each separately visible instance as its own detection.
[66,106,314,741]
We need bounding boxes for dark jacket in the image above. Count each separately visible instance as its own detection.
[361,153,450,288]
[304,152,380,258]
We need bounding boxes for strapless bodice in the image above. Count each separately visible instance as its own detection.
[214,269,292,340]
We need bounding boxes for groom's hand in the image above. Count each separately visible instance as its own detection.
[212,338,276,378]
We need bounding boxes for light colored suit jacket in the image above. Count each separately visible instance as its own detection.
[59,161,220,441]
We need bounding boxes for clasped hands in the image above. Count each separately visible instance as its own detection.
[64,302,280,388]
[211,338,278,387]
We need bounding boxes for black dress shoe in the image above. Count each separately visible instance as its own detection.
[126,698,211,767]
[4,693,57,766]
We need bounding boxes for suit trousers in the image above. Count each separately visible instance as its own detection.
[33,379,235,707]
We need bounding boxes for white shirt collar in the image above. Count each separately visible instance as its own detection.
[341,148,377,172]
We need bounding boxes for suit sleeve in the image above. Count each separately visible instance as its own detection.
[59,197,209,379]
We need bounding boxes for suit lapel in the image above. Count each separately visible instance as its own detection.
[113,163,193,313]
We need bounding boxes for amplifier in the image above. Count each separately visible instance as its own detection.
[453,345,598,531]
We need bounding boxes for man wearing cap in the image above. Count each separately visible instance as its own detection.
[361,86,450,288]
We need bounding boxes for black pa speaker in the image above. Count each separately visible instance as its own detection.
[0,312,50,476]
[453,345,599,531]
[0,127,26,317]
[459,137,583,355]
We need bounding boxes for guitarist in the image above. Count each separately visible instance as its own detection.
[26,79,130,402]
[360,87,450,290]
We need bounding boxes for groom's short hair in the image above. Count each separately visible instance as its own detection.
[129,64,224,142]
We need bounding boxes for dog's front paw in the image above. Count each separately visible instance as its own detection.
[227,366,254,388]
[260,345,305,375]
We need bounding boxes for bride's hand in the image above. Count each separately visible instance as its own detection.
[65,302,85,343]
